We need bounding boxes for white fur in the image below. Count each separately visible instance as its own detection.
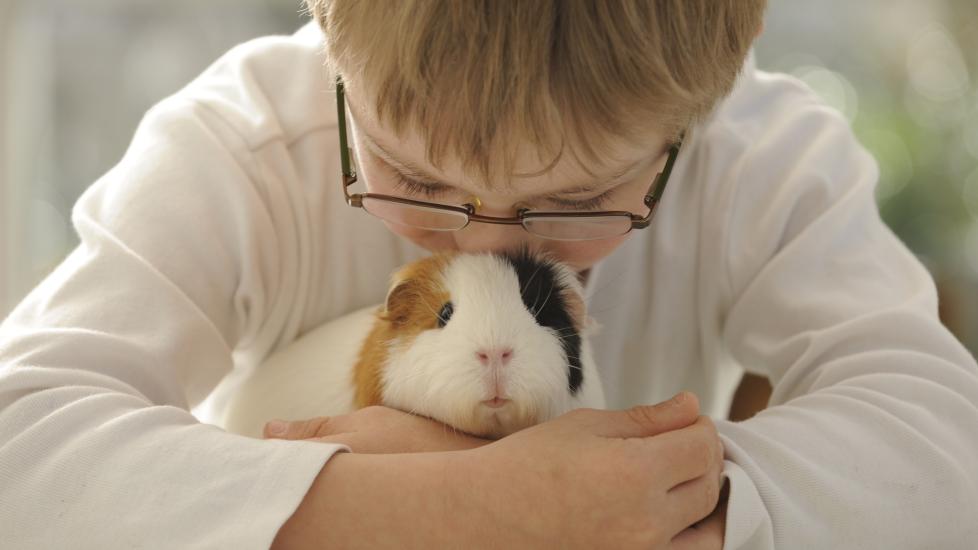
[221,305,375,438]
[382,254,604,438]
[221,254,605,439]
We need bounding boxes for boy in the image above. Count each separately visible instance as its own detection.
[2,1,977,548]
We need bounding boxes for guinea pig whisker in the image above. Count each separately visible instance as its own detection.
[533,285,556,318]
[397,369,440,386]
[420,301,443,322]
[445,423,464,441]
[520,263,546,301]
[550,330,581,341]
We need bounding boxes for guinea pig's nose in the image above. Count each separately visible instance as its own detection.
[476,347,514,366]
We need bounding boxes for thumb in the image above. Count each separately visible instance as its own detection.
[263,416,332,440]
[599,391,700,439]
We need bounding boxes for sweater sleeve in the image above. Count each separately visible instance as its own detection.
[0,95,348,549]
[711,86,978,548]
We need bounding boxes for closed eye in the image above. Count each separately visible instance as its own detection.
[393,174,616,211]
[545,191,615,210]
[392,174,449,199]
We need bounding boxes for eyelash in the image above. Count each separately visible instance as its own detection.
[392,174,446,199]
[391,173,615,210]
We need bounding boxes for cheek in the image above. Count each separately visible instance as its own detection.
[382,221,458,253]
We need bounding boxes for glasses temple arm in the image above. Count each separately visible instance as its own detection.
[335,76,354,179]
[649,140,682,205]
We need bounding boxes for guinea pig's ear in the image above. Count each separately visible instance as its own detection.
[383,279,419,328]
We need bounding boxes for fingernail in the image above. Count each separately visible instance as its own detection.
[672,392,687,404]
[266,420,288,436]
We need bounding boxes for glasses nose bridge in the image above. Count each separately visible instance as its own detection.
[466,210,526,227]
[456,215,533,252]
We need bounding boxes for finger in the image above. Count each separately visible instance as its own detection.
[669,479,729,550]
[665,473,723,535]
[263,416,333,440]
[650,416,723,488]
[669,518,724,550]
[597,391,701,439]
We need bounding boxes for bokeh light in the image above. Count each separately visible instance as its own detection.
[964,167,978,219]
[861,129,915,202]
[790,65,860,122]
[756,0,978,355]
[906,24,971,103]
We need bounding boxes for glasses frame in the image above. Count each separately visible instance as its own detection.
[335,76,682,238]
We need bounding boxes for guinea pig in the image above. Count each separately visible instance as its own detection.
[221,248,605,439]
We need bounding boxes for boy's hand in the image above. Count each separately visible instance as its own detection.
[262,405,490,453]
[268,393,725,549]
[465,392,726,549]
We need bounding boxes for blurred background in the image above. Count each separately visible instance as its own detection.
[2,0,977,356]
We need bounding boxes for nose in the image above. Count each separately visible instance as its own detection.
[453,214,532,254]
[476,347,514,366]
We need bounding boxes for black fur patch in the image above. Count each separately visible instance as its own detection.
[501,249,583,395]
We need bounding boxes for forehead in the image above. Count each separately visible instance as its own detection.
[343,86,668,194]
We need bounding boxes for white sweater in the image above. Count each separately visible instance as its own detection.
[1,22,976,550]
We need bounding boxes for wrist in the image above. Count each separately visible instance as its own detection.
[273,450,478,550]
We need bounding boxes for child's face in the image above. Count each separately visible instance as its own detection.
[345,93,671,273]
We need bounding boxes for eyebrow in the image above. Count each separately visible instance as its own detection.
[356,127,650,197]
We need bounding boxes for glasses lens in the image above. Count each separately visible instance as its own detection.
[361,197,468,231]
[523,214,633,241]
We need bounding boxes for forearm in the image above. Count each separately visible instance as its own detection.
[716,367,978,549]
[272,450,478,549]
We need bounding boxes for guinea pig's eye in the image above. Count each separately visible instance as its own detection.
[437,301,454,328]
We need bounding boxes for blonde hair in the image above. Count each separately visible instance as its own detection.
[306,0,766,186]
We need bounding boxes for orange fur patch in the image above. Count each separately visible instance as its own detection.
[352,253,456,408]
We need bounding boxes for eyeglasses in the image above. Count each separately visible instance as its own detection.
[335,76,682,242]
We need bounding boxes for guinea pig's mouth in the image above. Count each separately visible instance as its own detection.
[466,399,543,439]
[480,397,511,408]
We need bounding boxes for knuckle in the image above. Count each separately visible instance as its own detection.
[696,414,718,432]
[285,424,299,438]
[310,416,333,437]
[297,419,318,439]
[625,405,660,428]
